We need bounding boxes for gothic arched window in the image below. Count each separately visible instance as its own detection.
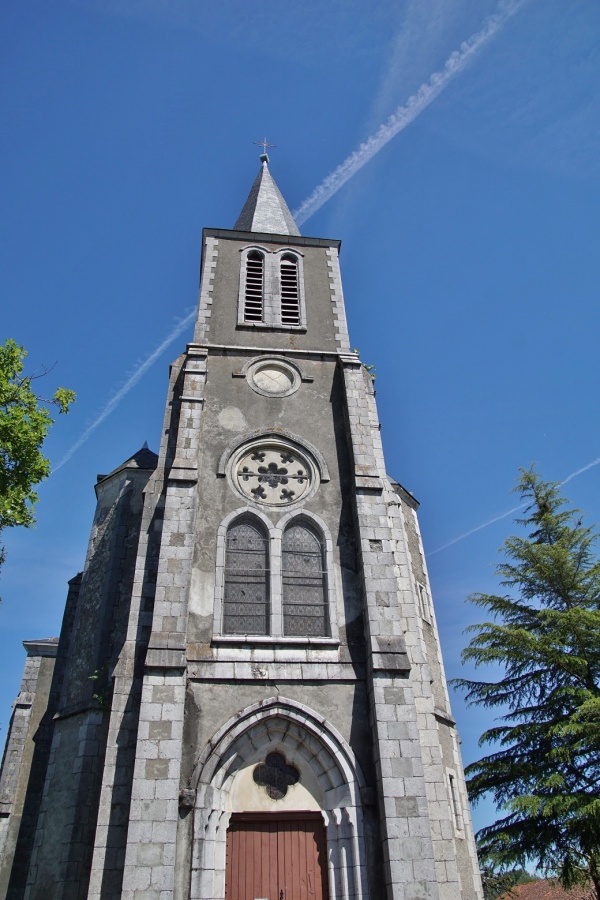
[223,517,270,634]
[280,253,300,326]
[282,522,328,637]
[244,251,265,322]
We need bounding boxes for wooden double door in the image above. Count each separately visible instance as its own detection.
[225,812,329,900]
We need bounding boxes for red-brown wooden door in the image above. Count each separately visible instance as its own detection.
[225,812,329,900]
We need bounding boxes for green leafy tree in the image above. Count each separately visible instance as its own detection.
[455,469,600,897]
[0,339,75,569]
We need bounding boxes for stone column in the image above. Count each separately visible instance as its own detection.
[0,640,57,896]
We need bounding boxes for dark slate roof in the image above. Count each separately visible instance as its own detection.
[96,442,158,484]
[234,161,301,236]
[388,477,419,509]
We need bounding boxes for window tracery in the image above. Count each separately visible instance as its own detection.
[235,445,312,507]
[215,510,336,642]
[282,523,328,637]
[253,752,300,800]
[223,517,270,635]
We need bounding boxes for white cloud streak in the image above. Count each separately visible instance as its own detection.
[428,503,526,555]
[559,456,600,486]
[429,456,600,555]
[293,0,527,226]
[53,310,196,472]
[52,1,528,472]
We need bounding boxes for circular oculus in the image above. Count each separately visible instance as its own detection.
[247,360,300,397]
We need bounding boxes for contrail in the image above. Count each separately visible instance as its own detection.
[560,456,600,486]
[428,504,526,555]
[53,310,196,472]
[293,0,527,226]
[52,0,527,471]
[429,457,600,555]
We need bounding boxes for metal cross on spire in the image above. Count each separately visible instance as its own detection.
[253,137,276,163]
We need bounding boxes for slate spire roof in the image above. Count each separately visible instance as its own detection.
[96,443,158,485]
[234,156,300,236]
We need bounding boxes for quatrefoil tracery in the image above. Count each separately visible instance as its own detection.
[253,752,300,800]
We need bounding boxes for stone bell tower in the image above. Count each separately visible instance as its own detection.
[1,157,482,900]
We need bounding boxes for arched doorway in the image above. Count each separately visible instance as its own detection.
[188,696,370,900]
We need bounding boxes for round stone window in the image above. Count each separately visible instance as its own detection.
[247,359,300,398]
[230,441,317,507]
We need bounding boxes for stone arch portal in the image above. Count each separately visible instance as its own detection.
[188,696,370,900]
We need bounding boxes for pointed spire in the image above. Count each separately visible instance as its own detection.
[234,160,301,236]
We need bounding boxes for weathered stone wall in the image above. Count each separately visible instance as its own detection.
[186,352,362,651]
[0,642,57,900]
[194,230,349,354]
[340,360,483,899]
[87,478,165,900]
[20,460,155,899]
[399,492,482,897]
[3,575,81,900]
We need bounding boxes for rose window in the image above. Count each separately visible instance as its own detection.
[234,444,313,506]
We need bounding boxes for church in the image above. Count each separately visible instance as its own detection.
[0,158,483,899]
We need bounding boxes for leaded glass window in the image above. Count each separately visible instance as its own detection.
[282,523,328,637]
[223,519,269,634]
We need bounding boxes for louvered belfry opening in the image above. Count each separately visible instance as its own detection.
[280,254,300,325]
[244,251,264,322]
[224,518,270,634]
[282,523,328,636]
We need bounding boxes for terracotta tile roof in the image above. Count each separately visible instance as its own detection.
[500,879,595,900]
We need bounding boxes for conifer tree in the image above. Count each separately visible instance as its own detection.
[456,469,600,897]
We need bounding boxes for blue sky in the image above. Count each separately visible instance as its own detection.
[2,0,600,836]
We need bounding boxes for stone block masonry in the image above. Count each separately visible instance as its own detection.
[0,161,483,900]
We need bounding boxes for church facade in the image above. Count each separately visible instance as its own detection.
[0,160,483,900]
